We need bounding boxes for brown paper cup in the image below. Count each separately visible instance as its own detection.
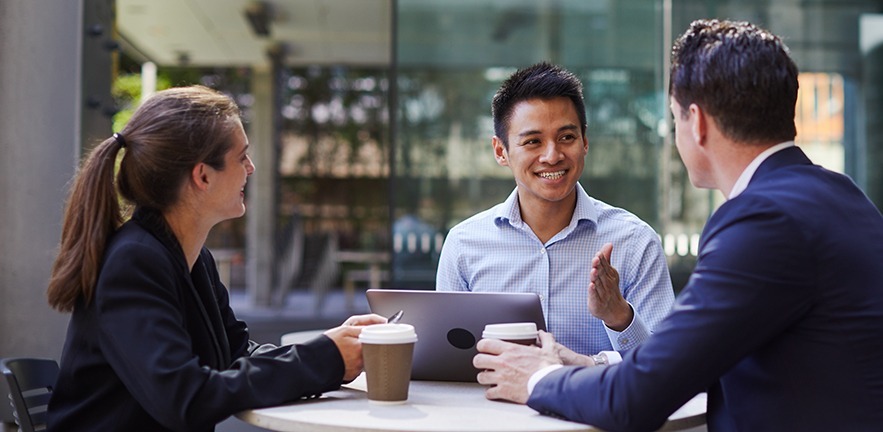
[359,323,418,404]
[362,342,415,403]
[499,337,537,346]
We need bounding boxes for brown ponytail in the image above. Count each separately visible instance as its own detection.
[47,138,126,312]
[47,85,241,312]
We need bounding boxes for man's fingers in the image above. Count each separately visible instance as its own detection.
[591,244,618,292]
[592,245,613,277]
[600,242,613,262]
[484,384,506,401]
[537,330,556,349]
[475,368,495,385]
[479,377,512,402]
[484,380,526,403]
[476,337,511,355]
[473,352,499,370]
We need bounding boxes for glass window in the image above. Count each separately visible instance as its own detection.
[393,0,883,292]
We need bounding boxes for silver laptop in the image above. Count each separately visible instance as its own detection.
[366,289,546,382]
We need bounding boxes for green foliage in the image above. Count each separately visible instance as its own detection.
[111,73,171,132]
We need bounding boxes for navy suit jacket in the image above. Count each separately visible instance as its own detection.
[49,208,345,432]
[528,147,883,431]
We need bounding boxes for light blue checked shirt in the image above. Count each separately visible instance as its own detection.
[436,184,674,355]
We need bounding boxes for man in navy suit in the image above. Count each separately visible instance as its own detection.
[473,19,883,431]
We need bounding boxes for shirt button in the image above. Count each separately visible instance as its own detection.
[540,248,546,254]
[539,294,545,301]
[619,338,629,345]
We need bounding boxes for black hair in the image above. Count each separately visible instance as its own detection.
[492,62,587,147]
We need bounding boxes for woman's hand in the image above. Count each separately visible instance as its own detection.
[341,313,387,327]
[324,314,388,381]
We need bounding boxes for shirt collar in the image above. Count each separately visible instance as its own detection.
[728,141,795,199]
[495,182,598,230]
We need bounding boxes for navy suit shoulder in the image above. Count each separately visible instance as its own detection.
[528,147,883,431]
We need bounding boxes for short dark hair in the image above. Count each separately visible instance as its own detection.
[492,62,587,148]
[670,19,799,144]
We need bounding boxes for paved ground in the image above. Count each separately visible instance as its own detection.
[217,288,371,431]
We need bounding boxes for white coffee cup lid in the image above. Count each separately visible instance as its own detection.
[482,322,538,339]
[359,323,418,344]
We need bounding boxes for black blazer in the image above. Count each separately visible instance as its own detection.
[49,208,345,431]
[528,147,883,430]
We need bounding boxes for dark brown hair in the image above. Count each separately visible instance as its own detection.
[670,19,799,144]
[47,85,241,312]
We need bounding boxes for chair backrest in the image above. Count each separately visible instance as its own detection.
[1,377,17,428]
[0,358,59,432]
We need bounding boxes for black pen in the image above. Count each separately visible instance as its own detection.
[387,310,404,324]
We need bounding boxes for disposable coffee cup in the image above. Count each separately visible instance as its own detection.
[482,322,538,346]
[359,323,418,404]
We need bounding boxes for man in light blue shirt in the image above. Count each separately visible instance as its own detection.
[436,62,674,356]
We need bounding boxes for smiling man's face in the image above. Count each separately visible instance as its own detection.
[493,96,588,211]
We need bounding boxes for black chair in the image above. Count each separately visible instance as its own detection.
[0,358,59,432]
[1,378,17,429]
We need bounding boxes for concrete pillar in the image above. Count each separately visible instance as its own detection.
[141,61,157,102]
[0,1,83,359]
[246,64,279,306]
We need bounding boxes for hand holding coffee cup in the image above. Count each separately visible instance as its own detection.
[359,323,418,404]
[482,322,539,346]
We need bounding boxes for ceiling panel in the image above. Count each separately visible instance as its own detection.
[117,0,390,67]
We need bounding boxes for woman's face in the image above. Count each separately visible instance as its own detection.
[207,123,255,222]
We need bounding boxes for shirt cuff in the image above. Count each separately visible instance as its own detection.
[604,302,651,351]
[599,350,622,365]
[527,364,563,396]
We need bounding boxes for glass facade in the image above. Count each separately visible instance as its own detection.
[205,0,883,298]
[388,0,883,292]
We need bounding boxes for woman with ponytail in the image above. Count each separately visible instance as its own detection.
[46,86,384,432]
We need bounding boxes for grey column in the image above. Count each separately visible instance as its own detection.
[246,64,278,306]
[0,1,83,359]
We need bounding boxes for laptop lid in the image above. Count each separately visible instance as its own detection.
[366,289,546,382]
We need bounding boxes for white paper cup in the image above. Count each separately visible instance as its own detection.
[482,322,538,345]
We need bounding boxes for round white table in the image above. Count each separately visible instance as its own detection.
[236,373,706,432]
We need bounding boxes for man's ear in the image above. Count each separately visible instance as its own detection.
[492,136,509,166]
[191,163,211,191]
[688,103,707,147]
